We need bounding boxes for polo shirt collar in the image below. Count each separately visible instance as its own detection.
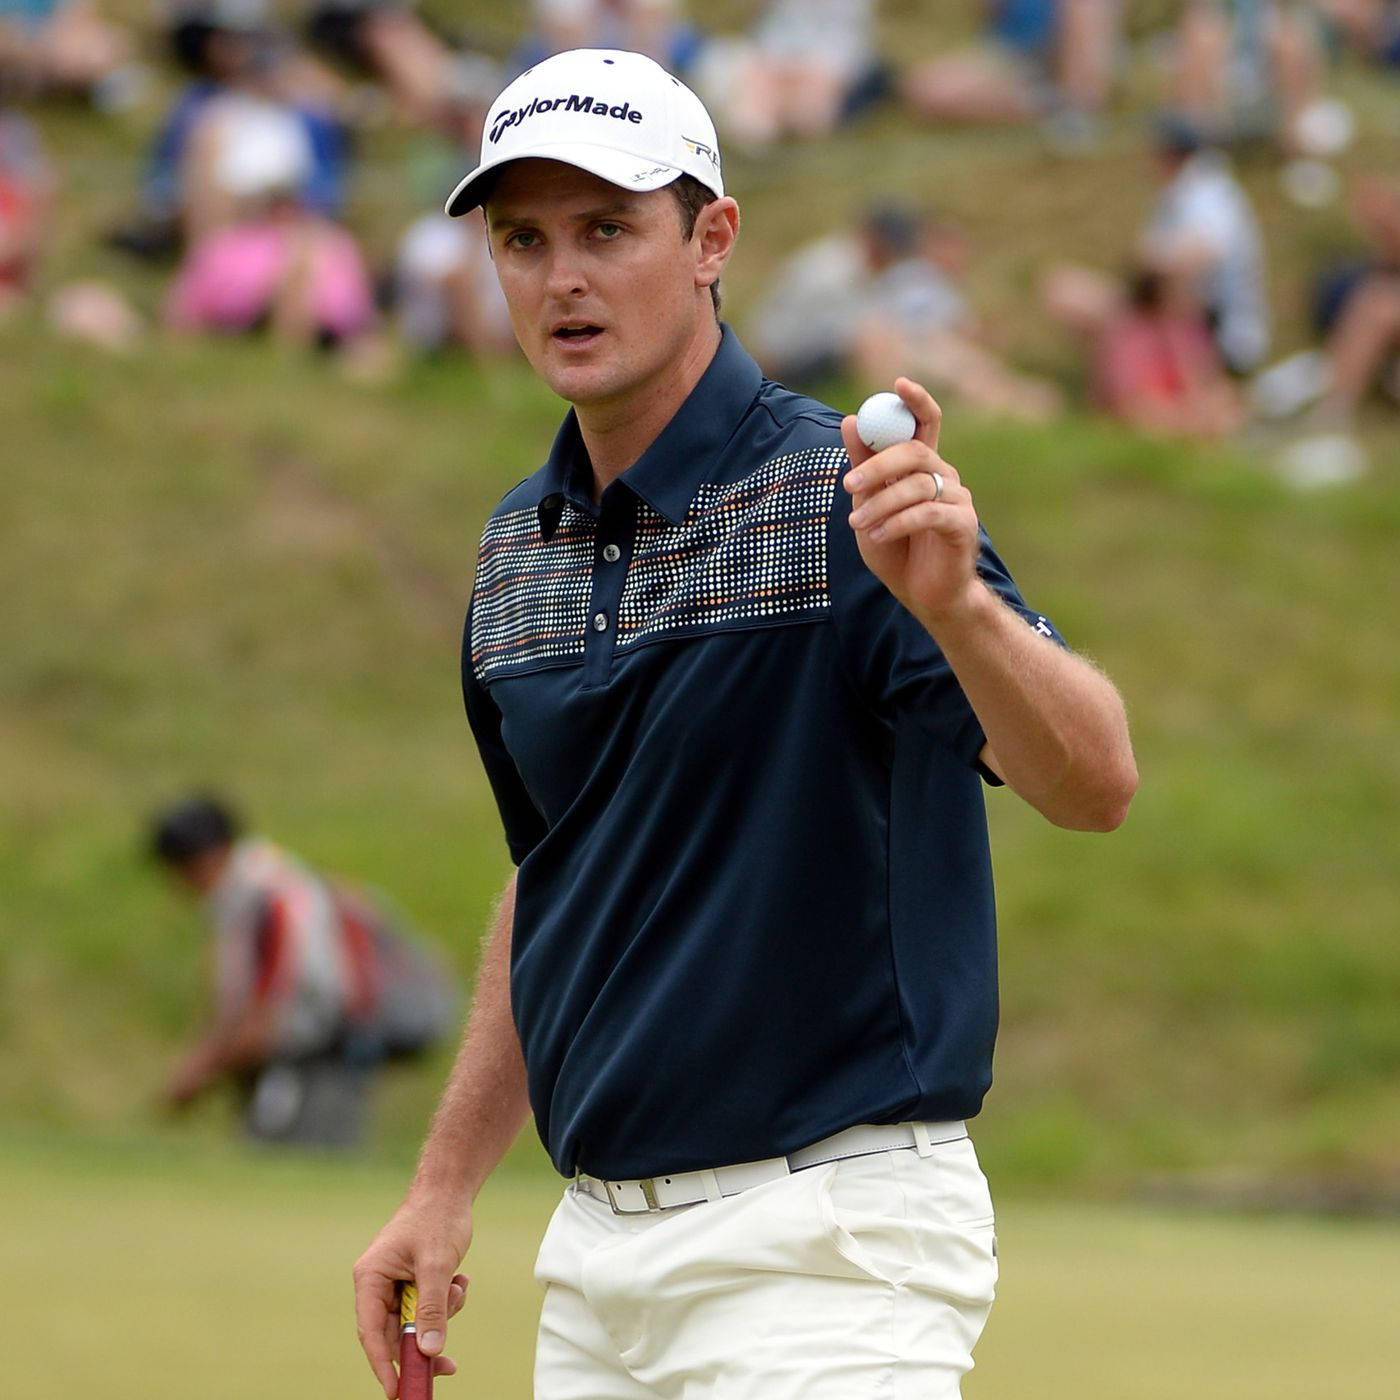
[535,326,763,539]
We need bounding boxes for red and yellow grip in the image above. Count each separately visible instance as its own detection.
[398,1283,433,1400]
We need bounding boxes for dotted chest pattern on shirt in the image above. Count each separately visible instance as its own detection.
[470,445,846,684]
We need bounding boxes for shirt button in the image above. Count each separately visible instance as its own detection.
[592,611,609,632]
[602,544,621,563]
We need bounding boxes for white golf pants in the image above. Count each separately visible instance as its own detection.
[533,1135,998,1399]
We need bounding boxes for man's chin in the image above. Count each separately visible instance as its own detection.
[537,360,620,408]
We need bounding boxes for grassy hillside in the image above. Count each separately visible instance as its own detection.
[3,3,1398,1198]
[3,322,1397,1195]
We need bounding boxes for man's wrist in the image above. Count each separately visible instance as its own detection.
[412,1130,507,1206]
[410,1158,480,1211]
[912,577,998,640]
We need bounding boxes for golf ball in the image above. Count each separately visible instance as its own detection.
[856,392,917,452]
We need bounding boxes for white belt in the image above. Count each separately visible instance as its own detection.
[575,1120,967,1215]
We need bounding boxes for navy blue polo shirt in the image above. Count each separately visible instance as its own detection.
[463,328,1064,1181]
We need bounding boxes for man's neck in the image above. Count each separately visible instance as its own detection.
[576,320,722,497]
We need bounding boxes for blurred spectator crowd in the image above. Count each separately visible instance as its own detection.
[4,0,1400,484]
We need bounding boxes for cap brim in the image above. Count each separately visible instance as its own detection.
[445,142,684,217]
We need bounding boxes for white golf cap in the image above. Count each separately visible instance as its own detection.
[444,48,723,218]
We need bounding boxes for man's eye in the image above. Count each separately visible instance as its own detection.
[595,223,623,239]
[507,231,538,250]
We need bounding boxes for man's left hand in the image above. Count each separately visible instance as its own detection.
[841,378,981,629]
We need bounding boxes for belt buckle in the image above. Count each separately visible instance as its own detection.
[603,1177,662,1214]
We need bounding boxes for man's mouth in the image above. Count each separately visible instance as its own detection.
[552,324,604,344]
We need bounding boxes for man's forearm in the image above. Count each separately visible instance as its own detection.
[919,582,1138,832]
[412,874,532,1203]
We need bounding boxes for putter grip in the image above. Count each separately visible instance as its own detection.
[398,1284,433,1400]
[398,1328,433,1400]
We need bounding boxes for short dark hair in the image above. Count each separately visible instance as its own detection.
[1128,266,1169,312]
[1153,111,1208,160]
[669,175,722,315]
[150,794,240,866]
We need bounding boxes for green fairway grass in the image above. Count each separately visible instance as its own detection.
[4,1137,1396,1399]
[973,1198,1400,1399]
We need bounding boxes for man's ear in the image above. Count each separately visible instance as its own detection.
[695,196,740,292]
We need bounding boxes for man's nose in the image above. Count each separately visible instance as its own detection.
[543,246,588,299]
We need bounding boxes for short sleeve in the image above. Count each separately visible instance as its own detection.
[462,601,549,865]
[825,467,1067,771]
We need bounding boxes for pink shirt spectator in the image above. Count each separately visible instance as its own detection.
[1,106,49,295]
[166,216,375,339]
[1091,308,1221,416]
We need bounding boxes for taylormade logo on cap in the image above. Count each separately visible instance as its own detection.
[445,49,723,217]
[490,93,645,145]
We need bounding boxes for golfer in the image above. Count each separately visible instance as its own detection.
[354,47,1137,1399]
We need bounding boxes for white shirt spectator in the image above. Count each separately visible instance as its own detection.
[1144,149,1270,373]
[868,255,969,337]
[752,0,876,80]
[747,228,969,384]
[208,838,349,1058]
[395,211,514,353]
[745,232,870,379]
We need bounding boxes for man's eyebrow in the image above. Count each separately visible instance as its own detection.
[486,199,642,231]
